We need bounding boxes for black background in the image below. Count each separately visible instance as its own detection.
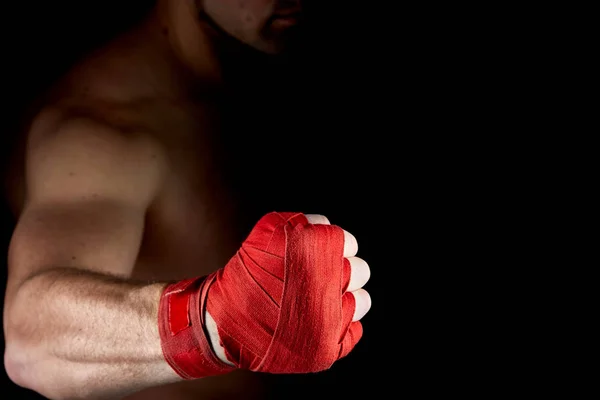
[0,1,531,399]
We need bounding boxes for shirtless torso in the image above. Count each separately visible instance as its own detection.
[3,4,286,399]
[1,2,371,399]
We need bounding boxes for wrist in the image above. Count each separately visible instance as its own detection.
[157,276,235,379]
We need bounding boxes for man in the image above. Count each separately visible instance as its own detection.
[2,1,372,399]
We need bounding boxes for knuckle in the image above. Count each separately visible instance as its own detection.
[352,289,372,321]
[305,214,330,224]
[344,230,357,244]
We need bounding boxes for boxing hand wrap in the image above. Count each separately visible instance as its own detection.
[158,212,362,379]
[158,275,235,379]
[208,212,362,373]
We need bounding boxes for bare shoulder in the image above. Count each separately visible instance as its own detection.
[25,106,168,207]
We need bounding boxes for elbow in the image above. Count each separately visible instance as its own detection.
[4,323,59,399]
[3,280,49,397]
[3,332,52,398]
[3,289,40,392]
[4,341,30,390]
[3,274,104,400]
[4,305,86,400]
[4,337,97,400]
[4,342,91,400]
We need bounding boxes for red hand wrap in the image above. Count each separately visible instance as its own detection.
[158,212,362,378]
[158,275,235,379]
[209,212,362,373]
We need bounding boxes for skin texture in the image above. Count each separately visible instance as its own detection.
[2,1,371,399]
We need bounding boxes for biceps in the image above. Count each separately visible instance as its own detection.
[8,200,146,284]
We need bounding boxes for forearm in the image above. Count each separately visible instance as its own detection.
[4,268,181,400]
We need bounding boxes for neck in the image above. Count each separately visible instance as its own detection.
[136,0,276,100]
[148,0,224,91]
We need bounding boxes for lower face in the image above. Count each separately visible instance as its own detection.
[202,0,304,54]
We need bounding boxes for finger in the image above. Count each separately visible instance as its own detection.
[305,214,330,225]
[347,257,371,292]
[343,230,358,257]
[351,289,371,321]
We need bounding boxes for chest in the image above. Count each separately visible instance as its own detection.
[131,109,249,281]
[131,113,309,281]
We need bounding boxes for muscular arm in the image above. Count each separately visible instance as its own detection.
[3,116,372,399]
[3,117,183,399]
[6,269,175,399]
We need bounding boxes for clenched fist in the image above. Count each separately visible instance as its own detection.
[159,212,371,378]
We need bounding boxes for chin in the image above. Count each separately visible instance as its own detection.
[226,27,303,56]
[259,42,288,55]
[243,38,287,55]
[260,32,304,55]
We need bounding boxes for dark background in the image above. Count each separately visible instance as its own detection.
[0,1,528,399]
